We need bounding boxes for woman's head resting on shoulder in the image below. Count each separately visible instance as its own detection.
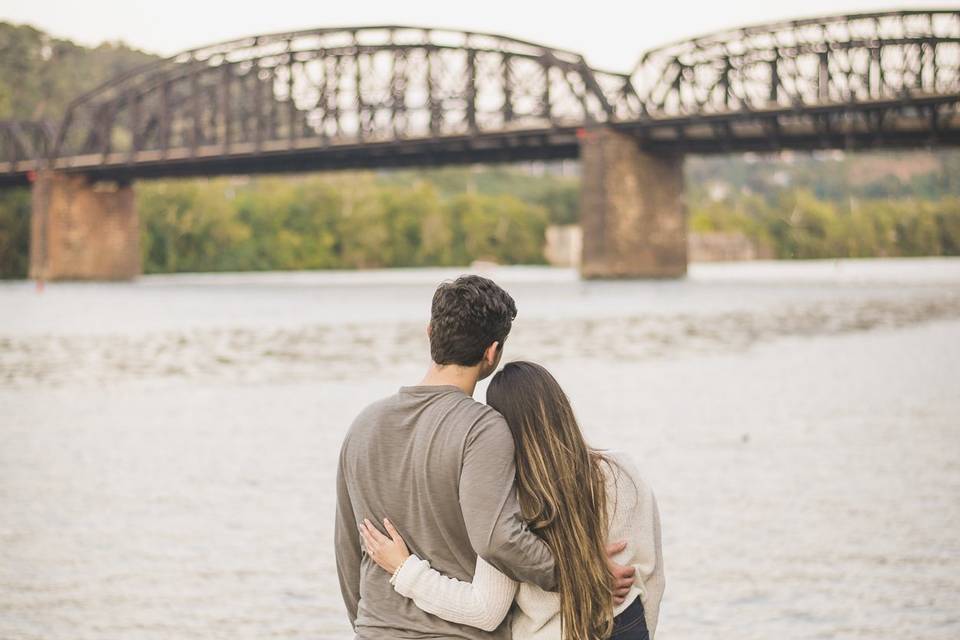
[486,360,615,640]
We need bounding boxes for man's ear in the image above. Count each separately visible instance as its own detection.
[484,341,500,366]
[426,322,432,338]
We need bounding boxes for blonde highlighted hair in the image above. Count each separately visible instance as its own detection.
[487,361,614,640]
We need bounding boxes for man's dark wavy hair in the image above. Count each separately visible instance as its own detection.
[429,275,517,366]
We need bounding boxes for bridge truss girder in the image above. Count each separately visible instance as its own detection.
[1,11,959,185]
[634,10,960,116]
[48,27,635,167]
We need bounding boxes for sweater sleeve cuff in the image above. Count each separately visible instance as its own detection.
[391,554,429,596]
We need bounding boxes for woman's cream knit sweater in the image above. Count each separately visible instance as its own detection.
[388,451,665,638]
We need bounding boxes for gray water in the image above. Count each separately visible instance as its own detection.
[1,258,959,640]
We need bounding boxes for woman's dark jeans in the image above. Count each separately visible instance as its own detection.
[610,596,649,639]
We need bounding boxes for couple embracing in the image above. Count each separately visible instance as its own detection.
[335,275,664,640]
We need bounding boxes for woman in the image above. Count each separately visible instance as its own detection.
[359,361,664,640]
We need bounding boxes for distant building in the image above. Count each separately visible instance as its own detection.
[706,180,731,201]
[544,225,583,267]
[688,231,774,262]
[545,225,772,266]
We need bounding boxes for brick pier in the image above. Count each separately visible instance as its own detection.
[579,127,687,278]
[29,171,140,281]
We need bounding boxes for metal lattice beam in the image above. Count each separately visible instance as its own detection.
[633,10,960,115]
[49,27,632,163]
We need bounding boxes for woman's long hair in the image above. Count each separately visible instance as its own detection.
[487,361,614,640]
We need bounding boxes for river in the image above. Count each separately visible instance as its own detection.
[1,258,959,639]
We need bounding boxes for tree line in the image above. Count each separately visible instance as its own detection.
[690,189,960,260]
[137,171,561,273]
[687,152,960,259]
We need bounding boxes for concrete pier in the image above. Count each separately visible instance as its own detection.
[579,127,687,278]
[29,171,140,281]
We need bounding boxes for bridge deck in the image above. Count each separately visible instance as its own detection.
[2,97,958,188]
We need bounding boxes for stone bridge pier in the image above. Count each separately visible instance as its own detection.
[578,127,687,278]
[29,170,140,280]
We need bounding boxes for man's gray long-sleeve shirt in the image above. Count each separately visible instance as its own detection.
[335,384,556,639]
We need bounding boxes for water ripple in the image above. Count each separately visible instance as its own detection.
[2,292,958,388]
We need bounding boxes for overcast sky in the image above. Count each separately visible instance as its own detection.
[0,0,952,71]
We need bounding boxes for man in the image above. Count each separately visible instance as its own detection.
[335,275,635,639]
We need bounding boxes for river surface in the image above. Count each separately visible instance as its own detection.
[1,258,959,640]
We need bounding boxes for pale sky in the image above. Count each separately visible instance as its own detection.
[0,0,951,72]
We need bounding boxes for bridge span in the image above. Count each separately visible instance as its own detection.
[3,10,959,279]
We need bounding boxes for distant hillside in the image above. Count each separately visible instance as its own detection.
[686,151,960,203]
[0,21,157,122]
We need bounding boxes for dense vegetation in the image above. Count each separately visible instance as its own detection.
[138,172,557,272]
[687,152,960,259]
[1,22,959,277]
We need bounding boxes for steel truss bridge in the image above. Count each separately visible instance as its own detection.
[1,9,959,186]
